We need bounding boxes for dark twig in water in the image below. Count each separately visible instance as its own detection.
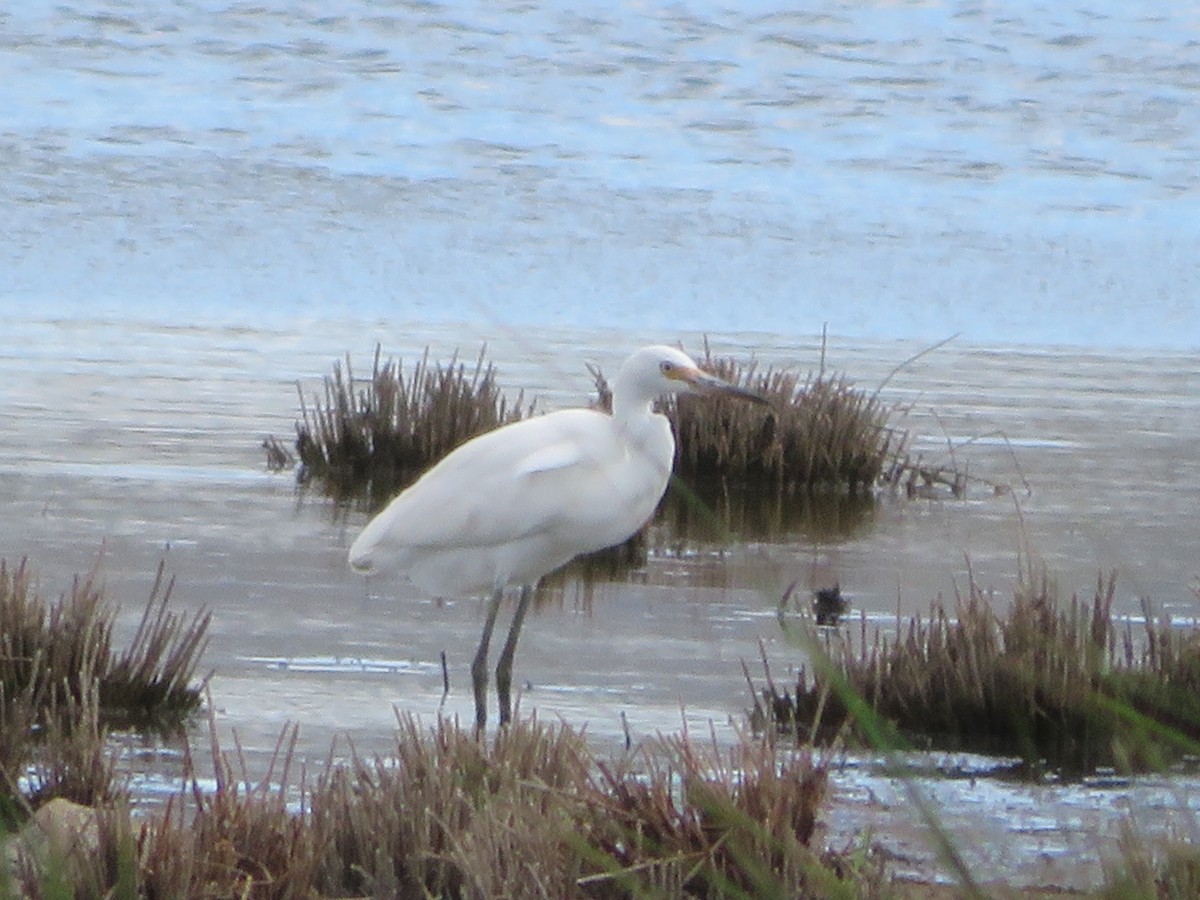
[439,649,450,711]
[261,435,294,471]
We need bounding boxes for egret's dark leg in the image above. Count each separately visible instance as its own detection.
[495,585,533,726]
[472,587,504,732]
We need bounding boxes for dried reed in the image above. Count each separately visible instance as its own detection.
[756,568,1200,773]
[132,724,322,899]
[60,713,872,899]
[0,556,209,831]
[590,340,907,496]
[670,343,905,495]
[294,344,536,505]
[294,341,911,508]
[582,728,849,898]
[0,558,209,733]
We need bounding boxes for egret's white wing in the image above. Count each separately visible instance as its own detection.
[351,409,619,561]
[514,440,588,476]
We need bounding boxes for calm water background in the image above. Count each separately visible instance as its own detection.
[2,0,1199,888]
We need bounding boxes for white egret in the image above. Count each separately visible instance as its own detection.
[348,344,766,728]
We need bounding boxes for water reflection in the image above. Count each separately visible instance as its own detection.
[658,476,878,544]
[507,478,879,606]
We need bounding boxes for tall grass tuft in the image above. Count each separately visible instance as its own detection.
[65,713,870,898]
[0,556,209,831]
[582,729,851,898]
[132,724,322,899]
[670,343,906,495]
[310,714,863,898]
[755,568,1200,774]
[293,342,909,506]
[294,344,536,506]
[0,557,209,734]
[313,713,594,898]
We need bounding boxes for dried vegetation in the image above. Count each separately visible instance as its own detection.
[0,558,208,735]
[668,343,904,495]
[292,344,536,506]
[286,341,913,510]
[1,557,208,827]
[753,567,1200,774]
[9,713,879,899]
[7,554,1200,896]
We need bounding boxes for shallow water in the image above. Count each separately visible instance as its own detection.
[3,0,1199,889]
[4,318,1198,888]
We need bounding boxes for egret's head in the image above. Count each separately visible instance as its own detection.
[619,345,767,405]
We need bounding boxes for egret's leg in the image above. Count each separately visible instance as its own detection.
[495,585,533,726]
[472,587,504,731]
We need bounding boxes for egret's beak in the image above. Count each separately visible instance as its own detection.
[680,367,769,405]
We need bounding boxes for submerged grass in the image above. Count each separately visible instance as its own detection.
[754,567,1200,774]
[293,344,536,506]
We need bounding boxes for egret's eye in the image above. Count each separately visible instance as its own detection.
[659,361,674,375]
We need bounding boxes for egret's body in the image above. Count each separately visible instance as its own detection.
[349,345,764,728]
[349,408,672,596]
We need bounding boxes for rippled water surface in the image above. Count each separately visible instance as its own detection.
[2,0,1199,889]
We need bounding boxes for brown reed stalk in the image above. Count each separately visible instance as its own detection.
[20,679,122,812]
[2,557,208,733]
[129,721,322,899]
[102,561,211,730]
[583,728,842,897]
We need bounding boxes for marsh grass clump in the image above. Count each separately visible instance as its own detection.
[672,348,905,495]
[0,557,209,830]
[581,730,849,898]
[65,714,871,899]
[313,713,593,898]
[0,558,209,734]
[294,344,536,505]
[0,678,121,837]
[755,569,1200,774]
[310,715,867,898]
[295,341,918,514]
[128,726,322,900]
[590,341,905,497]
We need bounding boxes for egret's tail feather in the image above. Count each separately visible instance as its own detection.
[348,542,376,575]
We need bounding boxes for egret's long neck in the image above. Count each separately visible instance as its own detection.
[611,375,673,476]
[611,372,657,431]
[611,369,675,484]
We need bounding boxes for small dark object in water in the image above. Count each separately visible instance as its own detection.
[262,435,294,471]
[813,585,847,626]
